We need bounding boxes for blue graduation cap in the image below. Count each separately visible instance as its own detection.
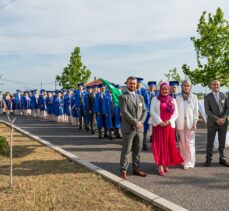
[86,86,92,89]
[92,85,98,88]
[148,81,157,87]
[98,84,105,88]
[136,77,144,83]
[40,89,45,93]
[169,81,179,87]
[77,82,84,87]
[115,84,120,89]
[16,89,21,92]
[55,90,59,94]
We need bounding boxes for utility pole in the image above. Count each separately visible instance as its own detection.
[55,79,57,90]
[40,80,43,90]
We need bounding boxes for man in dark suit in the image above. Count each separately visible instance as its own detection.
[204,80,229,167]
[119,76,147,180]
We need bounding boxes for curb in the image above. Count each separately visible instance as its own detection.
[1,120,188,211]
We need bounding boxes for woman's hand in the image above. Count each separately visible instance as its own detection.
[159,122,166,127]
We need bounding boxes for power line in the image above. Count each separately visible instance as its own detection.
[0,0,17,10]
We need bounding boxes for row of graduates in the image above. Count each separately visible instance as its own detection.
[1,78,180,142]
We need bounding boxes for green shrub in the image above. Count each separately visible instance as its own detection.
[0,136,9,156]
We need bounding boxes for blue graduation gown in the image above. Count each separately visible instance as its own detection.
[143,91,157,132]
[83,92,90,125]
[94,92,106,128]
[64,94,71,116]
[30,95,39,109]
[21,96,31,110]
[46,96,53,114]
[114,105,121,129]
[38,95,46,111]
[103,93,113,129]
[14,94,22,110]
[71,94,77,118]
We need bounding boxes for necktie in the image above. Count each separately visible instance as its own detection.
[214,93,219,104]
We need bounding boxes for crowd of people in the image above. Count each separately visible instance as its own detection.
[0,77,228,179]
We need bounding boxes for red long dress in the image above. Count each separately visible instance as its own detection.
[152,101,183,166]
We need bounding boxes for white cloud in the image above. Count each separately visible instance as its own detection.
[0,0,228,91]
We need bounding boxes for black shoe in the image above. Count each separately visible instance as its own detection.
[99,134,102,139]
[204,159,211,167]
[79,126,82,130]
[91,130,95,134]
[109,136,113,140]
[219,158,229,167]
[85,127,89,131]
[116,135,122,139]
[104,134,108,138]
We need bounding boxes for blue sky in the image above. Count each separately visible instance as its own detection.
[0,0,228,93]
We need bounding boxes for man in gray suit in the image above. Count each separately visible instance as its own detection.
[204,80,229,167]
[119,76,147,180]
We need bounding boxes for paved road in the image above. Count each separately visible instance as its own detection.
[1,115,228,211]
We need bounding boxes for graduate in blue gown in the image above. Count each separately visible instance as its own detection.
[38,89,46,119]
[64,88,72,124]
[14,90,22,115]
[142,81,158,151]
[169,81,180,99]
[21,91,31,116]
[103,90,114,140]
[89,85,98,134]
[83,86,91,131]
[94,84,107,139]
[136,77,146,96]
[71,90,78,126]
[53,90,64,122]
[30,89,39,118]
[75,83,88,130]
[46,91,53,120]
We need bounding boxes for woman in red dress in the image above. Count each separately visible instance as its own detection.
[149,82,183,176]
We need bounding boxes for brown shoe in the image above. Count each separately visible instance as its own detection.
[133,168,147,177]
[120,170,128,180]
[219,158,229,167]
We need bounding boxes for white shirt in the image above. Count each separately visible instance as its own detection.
[212,91,220,104]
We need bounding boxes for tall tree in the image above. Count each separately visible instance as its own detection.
[182,7,229,87]
[56,47,92,89]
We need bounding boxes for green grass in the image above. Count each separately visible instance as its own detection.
[0,124,156,211]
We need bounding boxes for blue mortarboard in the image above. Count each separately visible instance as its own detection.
[92,85,98,88]
[98,84,105,88]
[40,89,45,93]
[115,84,120,89]
[55,90,59,94]
[77,82,84,87]
[169,81,179,87]
[16,89,21,92]
[148,81,157,87]
[86,86,92,89]
[73,89,78,93]
[136,77,144,83]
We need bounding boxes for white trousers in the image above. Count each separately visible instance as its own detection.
[177,123,196,168]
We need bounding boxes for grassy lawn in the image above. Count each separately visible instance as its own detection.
[0,124,155,211]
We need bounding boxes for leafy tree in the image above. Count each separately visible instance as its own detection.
[56,47,92,89]
[164,68,182,84]
[182,7,229,87]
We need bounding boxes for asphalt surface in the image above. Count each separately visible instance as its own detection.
[1,115,228,211]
